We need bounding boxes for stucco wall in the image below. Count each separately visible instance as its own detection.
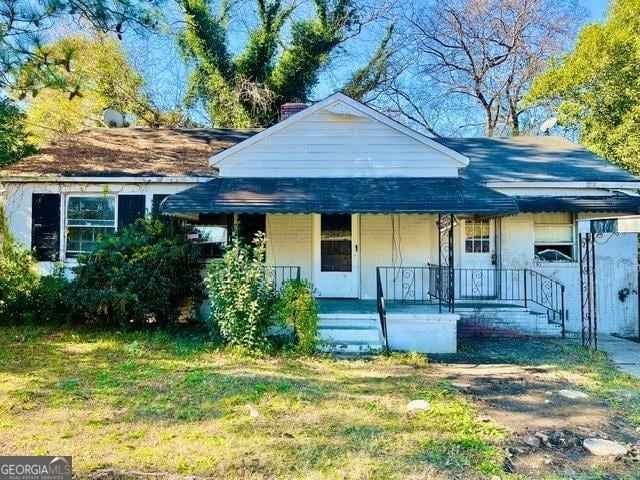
[500,213,639,336]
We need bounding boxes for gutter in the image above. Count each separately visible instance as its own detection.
[0,175,215,184]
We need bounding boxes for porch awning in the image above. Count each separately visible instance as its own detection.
[161,177,519,216]
[516,195,640,214]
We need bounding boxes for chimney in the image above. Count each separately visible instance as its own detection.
[280,102,308,121]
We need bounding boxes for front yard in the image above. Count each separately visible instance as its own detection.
[0,327,639,479]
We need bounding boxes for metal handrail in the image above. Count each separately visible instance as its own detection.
[264,265,301,288]
[377,265,566,337]
[376,267,390,354]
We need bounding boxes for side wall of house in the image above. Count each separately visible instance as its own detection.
[1,181,200,274]
[500,213,639,336]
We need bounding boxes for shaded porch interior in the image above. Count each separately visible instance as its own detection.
[317,298,530,315]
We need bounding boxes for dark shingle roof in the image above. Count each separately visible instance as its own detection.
[161,177,519,216]
[516,195,640,213]
[435,136,639,184]
[0,128,260,178]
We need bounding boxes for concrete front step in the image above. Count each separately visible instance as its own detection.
[318,314,383,351]
[320,341,383,354]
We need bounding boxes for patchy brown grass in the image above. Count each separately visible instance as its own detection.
[0,328,638,480]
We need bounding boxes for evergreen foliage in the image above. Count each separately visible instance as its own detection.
[527,0,640,172]
[69,218,204,328]
[0,97,36,166]
[178,0,390,127]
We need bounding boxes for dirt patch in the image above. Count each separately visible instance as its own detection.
[431,339,640,478]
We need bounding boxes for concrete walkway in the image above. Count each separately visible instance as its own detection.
[598,335,640,378]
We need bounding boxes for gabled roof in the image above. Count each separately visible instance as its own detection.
[0,128,260,178]
[435,136,639,184]
[209,92,470,168]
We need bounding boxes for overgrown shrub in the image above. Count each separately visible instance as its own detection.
[69,218,204,328]
[2,267,69,325]
[205,232,278,351]
[277,280,318,355]
[0,205,39,314]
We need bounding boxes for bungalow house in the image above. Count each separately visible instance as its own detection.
[1,93,639,353]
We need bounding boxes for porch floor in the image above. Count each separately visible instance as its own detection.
[316,299,527,315]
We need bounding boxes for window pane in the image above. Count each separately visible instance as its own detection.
[465,220,490,253]
[67,197,115,227]
[535,245,573,262]
[321,214,352,272]
[66,226,115,257]
[534,225,573,243]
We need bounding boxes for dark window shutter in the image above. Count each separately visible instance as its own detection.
[117,195,146,230]
[31,193,60,261]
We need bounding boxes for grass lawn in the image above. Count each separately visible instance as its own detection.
[0,326,638,479]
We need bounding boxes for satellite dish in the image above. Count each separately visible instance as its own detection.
[103,109,125,128]
[540,117,558,135]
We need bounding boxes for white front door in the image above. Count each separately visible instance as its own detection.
[313,214,360,298]
[459,219,497,299]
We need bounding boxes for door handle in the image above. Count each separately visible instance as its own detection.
[355,244,358,253]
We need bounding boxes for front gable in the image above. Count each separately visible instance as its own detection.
[211,93,469,178]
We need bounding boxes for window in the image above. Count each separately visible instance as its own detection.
[188,225,229,258]
[534,213,574,262]
[66,196,116,257]
[321,214,353,272]
[464,220,490,253]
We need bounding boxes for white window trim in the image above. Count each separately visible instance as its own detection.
[63,193,118,260]
[464,219,491,254]
[533,213,577,263]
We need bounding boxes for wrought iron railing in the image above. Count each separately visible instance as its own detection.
[376,265,566,336]
[263,265,301,289]
[375,267,390,354]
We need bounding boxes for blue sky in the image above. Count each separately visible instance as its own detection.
[583,0,609,19]
[122,0,613,126]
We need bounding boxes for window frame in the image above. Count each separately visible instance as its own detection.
[464,219,491,254]
[64,194,118,258]
[533,213,576,263]
[188,224,229,259]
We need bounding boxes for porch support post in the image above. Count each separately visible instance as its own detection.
[448,213,455,313]
[438,213,443,313]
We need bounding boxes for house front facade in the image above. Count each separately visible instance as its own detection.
[162,93,640,352]
[2,93,639,354]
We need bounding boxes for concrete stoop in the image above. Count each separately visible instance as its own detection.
[318,314,384,353]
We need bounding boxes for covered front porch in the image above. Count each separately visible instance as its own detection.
[163,176,562,353]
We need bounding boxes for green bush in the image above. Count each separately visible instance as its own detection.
[205,232,278,352]
[277,280,318,355]
[1,267,69,325]
[0,205,39,314]
[69,218,204,328]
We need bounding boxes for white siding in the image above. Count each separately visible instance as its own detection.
[218,110,460,178]
[1,181,200,274]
